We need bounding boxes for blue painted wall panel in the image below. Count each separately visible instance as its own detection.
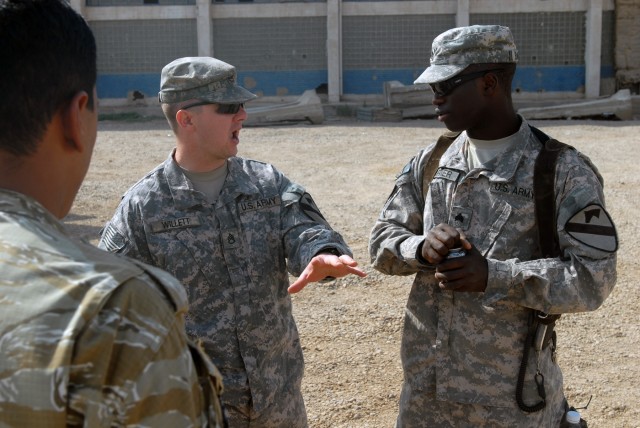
[344,66,591,95]
[237,70,328,97]
[97,74,160,99]
[512,66,584,93]
[96,65,613,99]
[343,69,423,94]
[97,71,328,99]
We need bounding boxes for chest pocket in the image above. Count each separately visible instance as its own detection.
[237,196,283,264]
[427,174,462,227]
[473,199,513,256]
[147,219,223,289]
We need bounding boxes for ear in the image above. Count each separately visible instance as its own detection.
[61,90,92,153]
[175,108,194,130]
[481,72,500,96]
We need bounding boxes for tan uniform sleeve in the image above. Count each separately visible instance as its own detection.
[66,273,225,427]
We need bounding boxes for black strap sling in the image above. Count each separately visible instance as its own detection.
[516,125,570,412]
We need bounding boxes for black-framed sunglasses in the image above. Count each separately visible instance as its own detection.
[430,68,504,98]
[180,101,245,114]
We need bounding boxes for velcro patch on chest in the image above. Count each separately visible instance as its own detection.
[565,204,618,252]
[149,216,201,233]
[433,167,462,182]
[238,196,281,213]
[490,182,534,200]
[449,206,473,230]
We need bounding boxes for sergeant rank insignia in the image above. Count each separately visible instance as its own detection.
[564,204,617,252]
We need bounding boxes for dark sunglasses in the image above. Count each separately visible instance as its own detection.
[180,101,245,114]
[430,68,504,97]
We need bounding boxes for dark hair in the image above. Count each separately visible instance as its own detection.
[0,0,97,156]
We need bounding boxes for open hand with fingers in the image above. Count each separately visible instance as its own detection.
[288,253,367,293]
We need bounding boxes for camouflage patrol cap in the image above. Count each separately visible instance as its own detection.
[414,25,518,85]
[159,57,257,104]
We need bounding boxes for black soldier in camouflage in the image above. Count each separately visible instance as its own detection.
[369,25,617,427]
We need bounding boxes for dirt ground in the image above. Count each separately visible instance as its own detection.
[65,116,639,427]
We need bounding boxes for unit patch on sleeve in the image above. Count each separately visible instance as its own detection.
[397,161,412,177]
[300,193,329,226]
[100,223,126,252]
[564,204,618,252]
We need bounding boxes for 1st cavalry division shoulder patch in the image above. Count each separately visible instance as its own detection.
[300,193,329,227]
[564,204,618,252]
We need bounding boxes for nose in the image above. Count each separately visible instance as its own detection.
[235,105,248,121]
[432,93,445,106]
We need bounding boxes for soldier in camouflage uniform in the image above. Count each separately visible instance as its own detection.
[369,25,618,427]
[0,2,225,426]
[98,56,367,427]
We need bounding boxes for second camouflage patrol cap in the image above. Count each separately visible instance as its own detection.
[158,56,257,104]
[414,25,518,85]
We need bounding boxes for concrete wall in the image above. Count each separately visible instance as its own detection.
[91,19,198,98]
[342,14,455,95]
[615,0,640,92]
[73,0,618,103]
[212,17,327,97]
[473,10,615,95]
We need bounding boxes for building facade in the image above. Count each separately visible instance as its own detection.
[70,0,618,103]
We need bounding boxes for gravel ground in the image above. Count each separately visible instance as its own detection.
[65,117,640,427]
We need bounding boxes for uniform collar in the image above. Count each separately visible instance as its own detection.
[217,158,261,206]
[163,150,205,210]
[162,150,260,210]
[0,188,66,234]
[447,116,536,182]
[483,116,536,182]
